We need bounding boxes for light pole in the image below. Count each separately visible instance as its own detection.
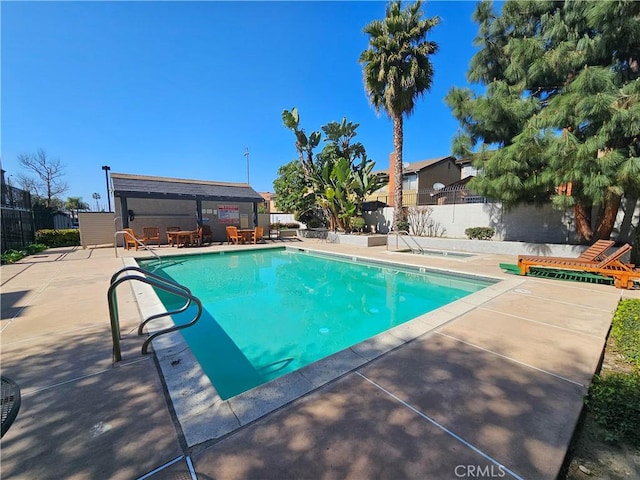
[101,165,111,212]
[243,148,250,184]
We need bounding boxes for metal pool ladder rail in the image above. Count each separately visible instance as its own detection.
[113,230,162,264]
[108,266,202,362]
[387,230,424,254]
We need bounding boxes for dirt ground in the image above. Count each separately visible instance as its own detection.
[563,336,640,479]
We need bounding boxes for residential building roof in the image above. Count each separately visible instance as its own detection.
[376,156,457,175]
[111,173,264,202]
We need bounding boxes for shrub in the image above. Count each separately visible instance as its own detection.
[306,216,327,228]
[610,299,640,369]
[585,372,640,445]
[296,207,327,228]
[396,220,410,232]
[584,299,640,445]
[25,243,48,255]
[35,229,80,247]
[270,222,300,230]
[0,243,47,264]
[407,206,445,237]
[351,216,366,232]
[1,250,27,264]
[465,227,495,240]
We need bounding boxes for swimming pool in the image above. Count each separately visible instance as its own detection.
[139,247,493,400]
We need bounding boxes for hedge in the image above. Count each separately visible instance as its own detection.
[35,229,80,247]
[464,227,495,240]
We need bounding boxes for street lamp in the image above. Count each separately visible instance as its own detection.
[101,165,111,212]
[243,148,250,184]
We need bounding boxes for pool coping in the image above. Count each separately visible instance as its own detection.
[124,247,525,447]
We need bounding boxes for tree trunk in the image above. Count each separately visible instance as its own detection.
[632,222,640,266]
[392,114,404,229]
[574,201,593,243]
[593,193,621,241]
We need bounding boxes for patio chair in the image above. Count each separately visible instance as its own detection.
[123,228,141,250]
[269,229,280,241]
[251,226,264,244]
[142,227,160,247]
[226,226,241,245]
[166,226,180,247]
[518,243,639,289]
[198,225,214,245]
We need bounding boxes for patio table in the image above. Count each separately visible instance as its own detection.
[1,376,21,438]
[237,229,255,244]
[167,230,199,248]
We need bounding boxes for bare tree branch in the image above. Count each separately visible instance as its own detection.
[17,149,68,206]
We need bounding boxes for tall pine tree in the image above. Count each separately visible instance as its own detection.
[446,0,640,243]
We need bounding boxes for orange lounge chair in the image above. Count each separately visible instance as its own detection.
[574,239,615,262]
[518,243,639,289]
[518,239,615,265]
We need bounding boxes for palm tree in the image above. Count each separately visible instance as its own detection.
[360,0,439,229]
[65,196,89,225]
[92,192,101,211]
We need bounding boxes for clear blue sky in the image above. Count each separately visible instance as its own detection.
[2,1,485,211]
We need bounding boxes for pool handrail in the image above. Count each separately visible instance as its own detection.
[110,266,194,335]
[387,230,424,254]
[108,266,202,362]
[113,230,162,265]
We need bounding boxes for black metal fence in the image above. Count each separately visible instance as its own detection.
[367,184,489,206]
[1,184,35,252]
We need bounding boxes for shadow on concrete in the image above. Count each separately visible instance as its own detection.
[0,290,30,320]
[0,325,183,479]
[188,332,587,479]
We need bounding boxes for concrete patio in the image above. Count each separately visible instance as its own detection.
[1,241,638,479]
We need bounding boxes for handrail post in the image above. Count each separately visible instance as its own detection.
[108,283,122,362]
[387,230,423,254]
[114,230,162,264]
[108,266,202,362]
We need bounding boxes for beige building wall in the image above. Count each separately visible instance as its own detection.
[78,212,116,248]
[201,200,256,241]
[115,198,197,244]
[417,159,460,190]
[115,197,259,244]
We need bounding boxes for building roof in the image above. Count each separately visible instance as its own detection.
[111,173,264,202]
[376,156,457,175]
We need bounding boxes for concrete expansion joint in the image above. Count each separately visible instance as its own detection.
[355,371,526,480]
[478,307,605,339]
[436,332,586,388]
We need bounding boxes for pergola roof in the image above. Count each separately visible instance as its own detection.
[111,173,264,203]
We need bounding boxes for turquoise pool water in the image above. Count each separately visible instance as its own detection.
[139,248,493,399]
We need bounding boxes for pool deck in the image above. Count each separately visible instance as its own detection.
[1,240,638,479]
